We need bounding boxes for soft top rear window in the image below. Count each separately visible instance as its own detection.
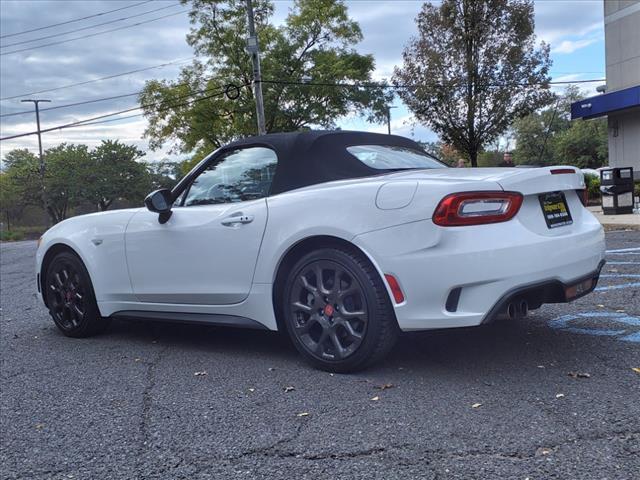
[347,145,446,170]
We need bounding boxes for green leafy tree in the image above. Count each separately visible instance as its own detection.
[146,160,183,189]
[1,149,42,215]
[512,87,607,167]
[86,140,149,210]
[0,171,27,231]
[42,144,92,222]
[140,0,392,162]
[553,119,607,169]
[393,0,552,166]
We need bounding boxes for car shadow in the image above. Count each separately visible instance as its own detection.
[100,312,618,375]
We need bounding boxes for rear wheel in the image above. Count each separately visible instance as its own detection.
[282,247,398,372]
[45,252,109,337]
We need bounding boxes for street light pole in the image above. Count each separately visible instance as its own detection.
[245,0,266,135]
[21,98,51,226]
[386,105,397,135]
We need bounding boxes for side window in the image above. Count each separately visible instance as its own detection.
[183,147,277,206]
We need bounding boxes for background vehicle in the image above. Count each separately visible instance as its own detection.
[36,131,606,372]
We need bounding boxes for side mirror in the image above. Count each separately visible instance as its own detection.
[144,188,173,224]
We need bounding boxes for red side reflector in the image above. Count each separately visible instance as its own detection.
[550,168,576,175]
[384,274,405,304]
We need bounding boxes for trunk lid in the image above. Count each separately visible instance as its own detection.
[390,166,586,194]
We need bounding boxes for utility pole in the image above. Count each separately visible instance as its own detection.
[21,98,51,226]
[386,105,397,135]
[245,0,266,135]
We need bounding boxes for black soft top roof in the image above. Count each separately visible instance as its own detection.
[223,130,427,195]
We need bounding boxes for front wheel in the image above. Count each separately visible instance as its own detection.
[44,251,110,338]
[282,247,398,372]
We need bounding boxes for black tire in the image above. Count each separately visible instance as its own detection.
[44,251,110,338]
[282,247,398,372]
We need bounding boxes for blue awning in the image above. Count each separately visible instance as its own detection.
[571,85,640,120]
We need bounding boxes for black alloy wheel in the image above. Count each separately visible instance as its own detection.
[45,252,109,337]
[283,247,398,372]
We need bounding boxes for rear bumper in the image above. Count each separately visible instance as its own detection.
[481,259,605,324]
[353,212,606,331]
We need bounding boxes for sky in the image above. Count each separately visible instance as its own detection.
[0,0,607,162]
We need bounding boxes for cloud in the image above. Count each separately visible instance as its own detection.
[0,0,607,160]
[551,38,598,54]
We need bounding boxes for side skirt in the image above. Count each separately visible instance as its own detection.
[110,310,269,330]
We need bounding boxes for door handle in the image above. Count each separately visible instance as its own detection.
[221,213,254,226]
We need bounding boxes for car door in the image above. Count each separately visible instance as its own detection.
[124,146,277,305]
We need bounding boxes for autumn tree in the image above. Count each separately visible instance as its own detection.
[393,0,552,166]
[140,0,392,163]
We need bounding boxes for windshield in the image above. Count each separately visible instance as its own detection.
[347,145,446,170]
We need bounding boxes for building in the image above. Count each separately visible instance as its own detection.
[570,0,640,179]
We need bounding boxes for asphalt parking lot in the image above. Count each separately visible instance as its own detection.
[1,231,639,480]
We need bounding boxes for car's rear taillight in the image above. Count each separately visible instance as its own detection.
[576,188,588,206]
[433,191,523,226]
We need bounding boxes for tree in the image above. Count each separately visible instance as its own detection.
[1,149,42,215]
[146,160,183,189]
[512,87,607,167]
[0,171,27,231]
[140,0,392,160]
[87,140,148,210]
[553,118,607,169]
[42,144,91,222]
[393,0,552,166]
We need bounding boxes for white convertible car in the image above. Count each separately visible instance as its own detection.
[36,131,606,371]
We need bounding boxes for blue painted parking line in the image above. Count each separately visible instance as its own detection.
[600,274,640,278]
[549,311,640,343]
[606,247,640,253]
[606,261,640,265]
[606,252,640,256]
[595,282,640,292]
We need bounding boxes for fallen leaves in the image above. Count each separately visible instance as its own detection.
[194,371,207,376]
[296,412,310,417]
[555,393,565,399]
[374,383,395,391]
[283,386,295,393]
[370,396,380,401]
[568,371,591,379]
[632,368,640,374]
[471,403,483,409]
[536,447,553,456]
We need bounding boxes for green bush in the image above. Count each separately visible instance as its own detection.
[0,230,25,241]
[0,226,44,242]
[584,174,601,201]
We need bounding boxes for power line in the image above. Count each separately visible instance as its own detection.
[0,57,193,101]
[261,78,606,89]
[1,67,213,118]
[1,3,182,49]
[0,82,250,142]
[0,76,606,119]
[1,91,146,118]
[0,1,152,39]
[1,10,188,56]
